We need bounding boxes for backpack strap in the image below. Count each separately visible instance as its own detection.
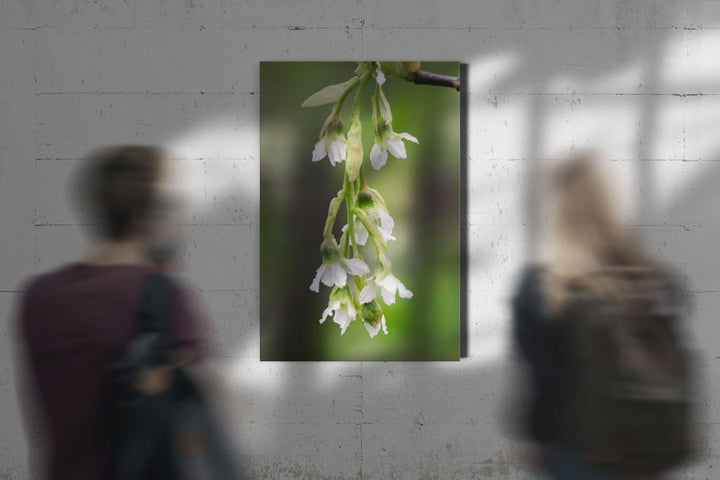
[136,272,176,334]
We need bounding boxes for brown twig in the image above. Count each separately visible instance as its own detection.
[411,70,461,91]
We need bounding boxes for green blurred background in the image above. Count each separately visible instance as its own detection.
[260,62,460,360]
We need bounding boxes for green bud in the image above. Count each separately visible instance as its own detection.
[320,237,340,262]
[330,285,353,304]
[360,299,384,328]
[345,116,363,182]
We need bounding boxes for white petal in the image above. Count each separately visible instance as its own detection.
[334,307,353,335]
[328,262,347,288]
[380,286,396,305]
[358,283,377,304]
[364,320,381,338]
[328,140,347,166]
[312,139,327,162]
[386,138,407,159]
[310,264,325,292]
[378,210,395,233]
[353,221,369,246]
[344,257,370,276]
[375,64,386,86]
[397,132,419,144]
[370,143,388,170]
[377,275,399,305]
[345,302,357,319]
[320,301,340,324]
[380,229,397,242]
[397,281,413,299]
[381,315,388,334]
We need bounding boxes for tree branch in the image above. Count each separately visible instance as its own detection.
[411,70,461,91]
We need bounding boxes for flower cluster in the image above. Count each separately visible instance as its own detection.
[302,61,418,338]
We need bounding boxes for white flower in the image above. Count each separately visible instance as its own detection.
[341,215,369,246]
[369,131,419,170]
[312,137,347,166]
[364,314,388,338]
[374,210,396,242]
[359,273,413,305]
[310,256,369,292]
[320,287,357,335]
[359,299,388,338]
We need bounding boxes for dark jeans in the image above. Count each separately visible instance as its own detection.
[543,448,664,480]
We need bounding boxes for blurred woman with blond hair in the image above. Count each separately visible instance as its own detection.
[512,152,694,479]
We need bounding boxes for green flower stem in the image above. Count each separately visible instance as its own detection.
[351,72,371,117]
[323,189,345,239]
[331,76,361,117]
[343,172,363,260]
[355,209,387,254]
[318,76,361,139]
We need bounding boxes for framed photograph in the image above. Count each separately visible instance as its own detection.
[260,61,461,360]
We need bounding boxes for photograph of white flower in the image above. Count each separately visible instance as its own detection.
[261,61,461,361]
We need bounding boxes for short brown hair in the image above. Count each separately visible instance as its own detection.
[74,145,165,240]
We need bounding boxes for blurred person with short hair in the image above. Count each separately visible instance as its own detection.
[512,152,698,479]
[13,146,206,480]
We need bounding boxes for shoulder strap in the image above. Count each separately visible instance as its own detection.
[136,271,176,335]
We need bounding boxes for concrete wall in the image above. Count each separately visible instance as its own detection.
[2,1,720,478]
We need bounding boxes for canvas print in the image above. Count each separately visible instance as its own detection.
[260,61,461,360]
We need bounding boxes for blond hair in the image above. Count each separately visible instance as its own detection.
[542,152,657,317]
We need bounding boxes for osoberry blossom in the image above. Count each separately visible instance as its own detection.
[359,272,413,306]
[360,300,388,338]
[320,286,358,335]
[355,186,396,242]
[310,238,369,292]
[312,134,347,166]
[369,130,419,170]
[341,215,369,246]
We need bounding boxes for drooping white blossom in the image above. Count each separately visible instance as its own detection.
[359,272,413,306]
[369,131,419,170]
[320,287,358,335]
[360,299,388,338]
[364,314,388,338]
[310,238,370,292]
[312,136,347,166]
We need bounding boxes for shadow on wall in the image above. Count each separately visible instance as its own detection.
[14,1,720,476]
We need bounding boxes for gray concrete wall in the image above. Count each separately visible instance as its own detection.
[2,1,719,478]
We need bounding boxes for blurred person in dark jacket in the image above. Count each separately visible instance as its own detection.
[13,146,206,480]
[511,152,696,480]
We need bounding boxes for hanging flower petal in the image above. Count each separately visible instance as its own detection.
[386,138,407,159]
[364,315,388,338]
[378,211,395,235]
[344,257,370,276]
[310,264,326,292]
[341,218,369,246]
[320,301,341,324]
[370,143,389,170]
[327,139,347,166]
[312,139,327,162]
[333,307,350,334]
[397,132,419,144]
[358,283,377,304]
[327,262,348,288]
[376,273,412,305]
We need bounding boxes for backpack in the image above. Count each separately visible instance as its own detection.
[105,272,245,480]
[559,266,695,475]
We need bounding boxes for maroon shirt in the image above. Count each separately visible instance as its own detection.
[15,262,205,480]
